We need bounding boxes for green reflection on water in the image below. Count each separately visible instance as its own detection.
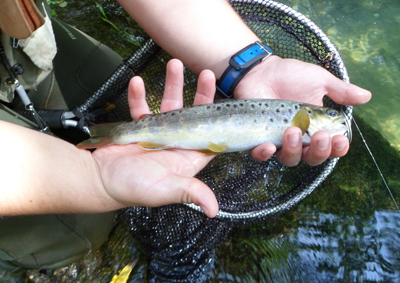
[280,0,400,150]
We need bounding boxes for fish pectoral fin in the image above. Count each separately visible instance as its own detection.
[137,142,169,150]
[291,109,310,135]
[207,141,228,153]
[196,149,218,156]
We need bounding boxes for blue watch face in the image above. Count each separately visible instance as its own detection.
[234,45,264,64]
[230,42,274,70]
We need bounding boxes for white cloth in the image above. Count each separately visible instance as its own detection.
[19,16,57,72]
[0,6,57,103]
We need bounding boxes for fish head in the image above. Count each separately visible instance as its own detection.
[303,106,350,141]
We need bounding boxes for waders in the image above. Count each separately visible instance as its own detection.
[0,0,121,271]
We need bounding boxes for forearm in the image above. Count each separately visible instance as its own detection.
[118,0,259,78]
[0,121,119,215]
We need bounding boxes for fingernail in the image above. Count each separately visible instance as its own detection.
[317,137,329,150]
[334,140,347,151]
[288,133,300,147]
[262,150,270,158]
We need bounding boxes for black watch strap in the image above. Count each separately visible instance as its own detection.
[216,41,276,98]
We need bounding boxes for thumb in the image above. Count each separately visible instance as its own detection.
[159,175,219,218]
[324,73,372,106]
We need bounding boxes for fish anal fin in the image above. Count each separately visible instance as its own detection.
[137,142,168,150]
[208,141,228,153]
[76,137,114,149]
[291,109,310,135]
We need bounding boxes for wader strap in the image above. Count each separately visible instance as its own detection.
[0,0,45,39]
[0,39,50,132]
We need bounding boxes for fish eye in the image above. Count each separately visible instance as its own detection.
[326,109,338,117]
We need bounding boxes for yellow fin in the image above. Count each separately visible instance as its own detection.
[137,142,168,150]
[291,109,310,134]
[208,142,228,153]
[109,258,138,283]
[196,149,218,156]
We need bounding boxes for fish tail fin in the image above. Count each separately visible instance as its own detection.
[76,122,123,149]
[76,137,114,149]
[88,122,124,137]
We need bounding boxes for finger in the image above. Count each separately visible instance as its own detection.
[128,76,151,120]
[160,59,184,112]
[250,143,277,161]
[301,131,332,166]
[193,70,216,106]
[158,175,219,218]
[330,135,349,158]
[276,127,303,166]
[324,73,372,106]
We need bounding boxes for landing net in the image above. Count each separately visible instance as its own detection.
[74,0,352,280]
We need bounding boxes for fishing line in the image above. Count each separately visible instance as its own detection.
[352,118,400,212]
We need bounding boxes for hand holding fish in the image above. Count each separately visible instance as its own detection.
[91,60,219,218]
[83,59,353,218]
[234,55,372,166]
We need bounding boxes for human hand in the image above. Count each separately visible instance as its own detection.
[92,59,219,217]
[235,56,372,166]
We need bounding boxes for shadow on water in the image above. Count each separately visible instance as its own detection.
[1,0,400,282]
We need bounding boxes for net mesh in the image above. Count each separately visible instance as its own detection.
[74,0,352,281]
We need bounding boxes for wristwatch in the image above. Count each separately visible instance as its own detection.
[217,41,277,98]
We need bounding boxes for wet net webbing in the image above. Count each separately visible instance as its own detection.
[74,0,352,281]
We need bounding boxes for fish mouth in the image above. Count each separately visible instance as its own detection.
[339,111,353,143]
[305,130,311,139]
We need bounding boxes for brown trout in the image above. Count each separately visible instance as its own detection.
[76,99,348,153]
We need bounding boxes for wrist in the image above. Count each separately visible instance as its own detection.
[233,55,281,98]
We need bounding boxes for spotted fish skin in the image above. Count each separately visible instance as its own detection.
[77,99,348,153]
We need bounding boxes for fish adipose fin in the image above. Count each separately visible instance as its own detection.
[291,109,310,134]
[76,122,123,149]
[208,141,229,153]
[137,142,169,150]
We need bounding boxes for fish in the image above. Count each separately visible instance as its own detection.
[76,99,349,153]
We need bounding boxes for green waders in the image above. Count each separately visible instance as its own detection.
[0,1,123,271]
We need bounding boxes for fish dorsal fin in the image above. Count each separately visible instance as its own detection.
[208,141,228,153]
[137,142,168,150]
[291,109,310,134]
[139,114,153,120]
